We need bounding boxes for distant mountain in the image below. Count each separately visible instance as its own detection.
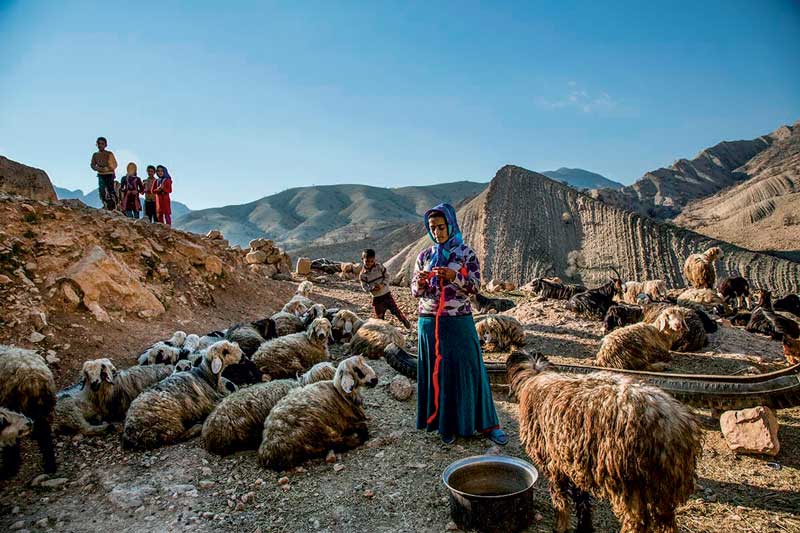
[54,185,192,219]
[673,120,800,258]
[540,168,623,190]
[175,181,487,252]
[593,123,794,218]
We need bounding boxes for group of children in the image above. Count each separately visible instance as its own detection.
[90,137,174,224]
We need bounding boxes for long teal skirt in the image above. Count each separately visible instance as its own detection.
[416,314,501,437]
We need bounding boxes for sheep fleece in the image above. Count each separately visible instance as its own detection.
[475,314,525,352]
[595,322,672,370]
[252,333,329,379]
[348,319,404,359]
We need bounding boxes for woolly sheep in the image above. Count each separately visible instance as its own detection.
[201,362,334,455]
[252,318,332,379]
[54,359,116,436]
[475,314,525,352]
[138,341,183,366]
[270,311,306,337]
[507,351,701,533]
[676,287,726,313]
[0,345,57,474]
[258,356,378,470]
[641,304,714,352]
[594,307,685,371]
[282,295,314,317]
[226,318,278,357]
[0,408,33,479]
[122,341,243,450]
[330,309,364,343]
[347,318,405,359]
[684,246,723,289]
[622,280,667,304]
[296,280,314,298]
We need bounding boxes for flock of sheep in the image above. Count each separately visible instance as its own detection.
[0,281,406,480]
[3,248,800,533]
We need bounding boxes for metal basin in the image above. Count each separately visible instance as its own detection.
[442,455,539,533]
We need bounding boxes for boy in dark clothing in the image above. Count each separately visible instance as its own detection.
[360,249,411,328]
[142,165,158,222]
[90,136,118,210]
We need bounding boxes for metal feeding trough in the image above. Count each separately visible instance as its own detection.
[442,455,539,533]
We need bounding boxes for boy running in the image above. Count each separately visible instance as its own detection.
[360,249,411,328]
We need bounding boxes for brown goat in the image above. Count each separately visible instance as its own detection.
[507,351,701,533]
[683,246,723,289]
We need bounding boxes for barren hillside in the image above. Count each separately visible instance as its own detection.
[674,122,800,258]
[387,165,800,293]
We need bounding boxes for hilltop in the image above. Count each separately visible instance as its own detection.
[54,185,192,219]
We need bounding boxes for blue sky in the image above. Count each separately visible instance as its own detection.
[1,1,798,209]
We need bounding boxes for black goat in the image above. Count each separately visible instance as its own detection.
[471,292,515,313]
[718,277,751,309]
[603,304,644,333]
[774,294,800,317]
[746,290,800,340]
[566,279,623,320]
[528,278,588,300]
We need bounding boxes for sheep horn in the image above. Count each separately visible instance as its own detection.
[384,346,800,412]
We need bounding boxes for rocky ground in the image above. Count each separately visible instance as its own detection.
[1,271,799,533]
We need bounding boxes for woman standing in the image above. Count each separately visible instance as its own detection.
[120,162,144,218]
[412,203,507,445]
[154,165,173,225]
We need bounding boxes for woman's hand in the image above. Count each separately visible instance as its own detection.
[432,267,456,282]
[417,271,430,286]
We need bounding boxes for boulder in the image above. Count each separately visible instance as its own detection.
[246,250,267,264]
[204,255,223,276]
[296,257,312,276]
[388,375,414,401]
[249,263,278,277]
[265,252,283,265]
[249,238,274,251]
[720,406,780,456]
[62,245,165,321]
[174,240,207,266]
[0,156,57,202]
[206,230,223,240]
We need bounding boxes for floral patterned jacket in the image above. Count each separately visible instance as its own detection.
[411,243,480,316]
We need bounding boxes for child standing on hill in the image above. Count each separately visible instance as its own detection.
[360,249,411,328]
[90,136,118,210]
[120,162,144,218]
[142,165,158,222]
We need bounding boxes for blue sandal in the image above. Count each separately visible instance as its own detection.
[486,429,508,446]
[441,433,456,445]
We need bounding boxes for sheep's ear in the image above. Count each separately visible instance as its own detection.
[211,356,223,374]
[340,372,356,394]
[102,366,114,383]
[344,320,353,334]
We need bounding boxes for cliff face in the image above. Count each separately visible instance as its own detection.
[673,121,800,257]
[0,156,57,202]
[386,165,800,294]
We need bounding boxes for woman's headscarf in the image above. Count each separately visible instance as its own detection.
[156,165,172,185]
[423,203,463,268]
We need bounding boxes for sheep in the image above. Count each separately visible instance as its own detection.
[507,351,701,533]
[730,310,752,327]
[642,304,712,352]
[603,304,644,333]
[0,408,32,479]
[122,340,243,450]
[470,292,516,314]
[138,342,183,366]
[346,318,405,360]
[96,364,174,422]
[330,309,364,343]
[746,290,800,340]
[299,361,336,385]
[252,318,332,379]
[684,246,723,289]
[621,280,667,304]
[718,276,751,309]
[201,362,335,455]
[258,356,378,470]
[774,293,800,317]
[183,334,202,353]
[784,336,800,365]
[302,303,327,328]
[526,278,587,301]
[676,287,726,313]
[174,360,193,373]
[226,318,278,357]
[296,280,314,298]
[54,359,116,436]
[594,307,686,371]
[0,345,57,474]
[474,314,526,352]
[282,295,314,317]
[566,278,623,319]
[270,311,306,337]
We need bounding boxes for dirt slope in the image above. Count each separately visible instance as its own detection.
[386,165,800,292]
[674,122,800,257]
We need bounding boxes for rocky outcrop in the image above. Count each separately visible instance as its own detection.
[245,238,292,279]
[673,121,800,255]
[0,156,57,202]
[593,123,795,218]
[720,406,780,456]
[386,165,800,294]
[62,245,165,321]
